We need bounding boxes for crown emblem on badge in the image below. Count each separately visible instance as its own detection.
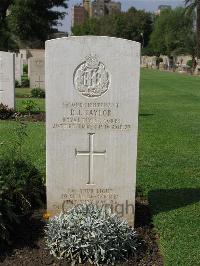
[73,54,110,98]
[85,55,99,69]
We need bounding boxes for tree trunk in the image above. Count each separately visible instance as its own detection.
[197,0,200,60]
[194,0,200,74]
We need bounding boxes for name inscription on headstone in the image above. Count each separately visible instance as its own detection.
[53,101,131,130]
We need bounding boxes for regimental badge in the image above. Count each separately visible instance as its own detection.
[73,55,110,98]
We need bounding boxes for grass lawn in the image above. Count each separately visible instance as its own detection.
[0,120,45,173]
[138,69,200,265]
[1,70,200,265]
[15,87,31,98]
[15,87,45,112]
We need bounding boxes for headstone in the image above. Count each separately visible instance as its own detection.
[15,53,23,84]
[194,59,200,75]
[161,55,169,70]
[29,56,45,89]
[141,56,148,68]
[46,36,140,225]
[159,62,164,70]
[27,49,45,59]
[151,56,157,69]
[0,51,15,108]
[176,55,191,67]
[20,49,28,65]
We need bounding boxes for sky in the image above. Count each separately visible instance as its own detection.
[58,0,185,33]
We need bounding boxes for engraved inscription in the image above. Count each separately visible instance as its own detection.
[52,101,132,131]
[75,133,106,185]
[74,55,110,98]
[61,188,118,207]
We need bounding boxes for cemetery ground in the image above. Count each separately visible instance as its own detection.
[0,69,200,265]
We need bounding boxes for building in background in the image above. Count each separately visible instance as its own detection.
[91,0,105,17]
[105,0,121,15]
[155,5,171,16]
[72,0,121,26]
[91,0,121,17]
[71,5,86,26]
[83,0,92,17]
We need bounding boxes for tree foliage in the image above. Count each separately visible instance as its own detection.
[0,0,17,50]
[185,0,200,59]
[72,8,153,47]
[0,0,68,50]
[149,7,195,57]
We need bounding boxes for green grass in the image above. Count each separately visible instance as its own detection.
[1,70,200,265]
[15,87,31,98]
[0,120,45,173]
[1,87,45,170]
[138,69,200,266]
[15,87,45,112]
[16,98,45,112]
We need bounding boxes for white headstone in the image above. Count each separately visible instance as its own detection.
[46,36,140,225]
[20,49,28,65]
[15,53,22,84]
[29,56,45,89]
[0,51,15,108]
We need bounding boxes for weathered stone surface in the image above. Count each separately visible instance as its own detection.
[29,56,45,89]
[0,51,15,108]
[46,36,140,225]
[15,53,23,84]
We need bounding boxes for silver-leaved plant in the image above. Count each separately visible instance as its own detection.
[45,204,139,265]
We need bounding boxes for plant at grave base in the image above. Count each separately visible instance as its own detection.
[31,88,45,98]
[186,59,193,68]
[0,103,14,120]
[22,99,39,115]
[15,80,21,88]
[0,157,44,247]
[45,204,140,265]
[21,75,30,88]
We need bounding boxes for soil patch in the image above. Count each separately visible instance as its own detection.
[0,198,163,266]
[11,113,46,122]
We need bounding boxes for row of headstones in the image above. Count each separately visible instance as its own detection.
[0,50,45,108]
[15,52,45,88]
[17,49,45,89]
[1,36,141,225]
[20,50,45,89]
[141,55,193,72]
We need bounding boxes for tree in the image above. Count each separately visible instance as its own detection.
[7,0,68,48]
[0,0,17,50]
[185,0,200,60]
[72,8,153,48]
[149,8,195,57]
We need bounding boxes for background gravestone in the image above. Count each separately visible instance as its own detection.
[46,36,140,225]
[0,51,15,108]
[29,56,45,89]
[15,53,23,85]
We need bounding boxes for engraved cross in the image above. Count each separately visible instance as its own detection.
[35,76,44,88]
[75,133,106,185]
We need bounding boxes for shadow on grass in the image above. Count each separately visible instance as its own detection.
[148,188,200,215]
